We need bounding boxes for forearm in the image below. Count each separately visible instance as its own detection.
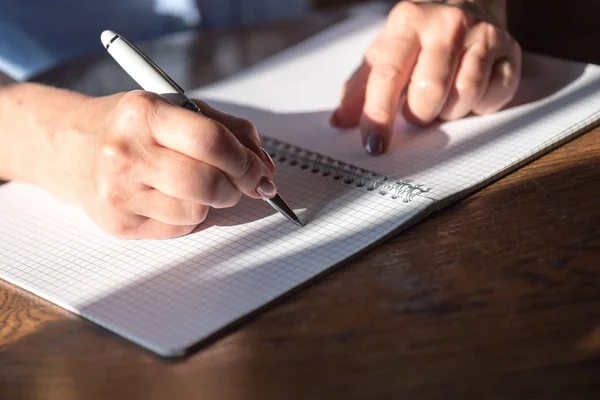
[0,83,90,200]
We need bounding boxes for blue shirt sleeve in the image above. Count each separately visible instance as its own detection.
[0,0,308,80]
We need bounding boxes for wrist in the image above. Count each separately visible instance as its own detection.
[50,95,99,203]
[0,83,94,202]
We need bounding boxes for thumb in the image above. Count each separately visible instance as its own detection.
[190,99,276,174]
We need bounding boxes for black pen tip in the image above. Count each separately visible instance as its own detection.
[262,193,303,227]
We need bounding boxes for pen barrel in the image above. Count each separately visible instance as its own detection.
[106,37,186,101]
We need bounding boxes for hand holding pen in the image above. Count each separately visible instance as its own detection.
[33,30,297,240]
[100,31,302,232]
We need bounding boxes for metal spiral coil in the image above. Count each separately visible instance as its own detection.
[261,137,431,203]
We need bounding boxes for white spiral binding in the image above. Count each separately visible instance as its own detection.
[261,137,431,203]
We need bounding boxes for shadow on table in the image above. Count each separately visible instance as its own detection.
[2,154,600,398]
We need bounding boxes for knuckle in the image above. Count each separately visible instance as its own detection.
[118,91,157,116]
[411,78,446,103]
[234,118,256,134]
[120,90,159,110]
[418,8,467,44]
[115,91,161,131]
[370,62,405,83]
[456,76,481,99]
[445,7,469,30]
[421,11,468,51]
[390,1,419,21]
[428,34,464,60]
[98,181,128,210]
[98,140,133,173]
[231,118,261,145]
[481,23,502,47]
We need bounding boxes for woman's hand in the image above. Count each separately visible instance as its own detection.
[68,91,276,239]
[0,84,275,240]
[331,0,521,154]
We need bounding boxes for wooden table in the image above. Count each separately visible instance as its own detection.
[2,11,600,400]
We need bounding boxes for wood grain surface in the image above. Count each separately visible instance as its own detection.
[2,8,600,400]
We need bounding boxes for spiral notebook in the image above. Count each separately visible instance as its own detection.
[2,14,600,357]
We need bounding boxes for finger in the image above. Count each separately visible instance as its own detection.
[149,102,273,199]
[472,29,521,114]
[142,146,241,208]
[130,217,198,240]
[101,212,197,240]
[438,44,493,120]
[189,99,276,174]
[403,40,463,126]
[128,186,210,226]
[360,30,420,155]
[330,61,370,128]
[472,56,520,115]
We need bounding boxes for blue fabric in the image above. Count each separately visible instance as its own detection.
[0,0,309,80]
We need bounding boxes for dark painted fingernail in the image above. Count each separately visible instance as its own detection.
[261,147,276,173]
[365,134,384,155]
[256,177,277,198]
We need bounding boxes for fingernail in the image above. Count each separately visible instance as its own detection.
[365,134,384,155]
[256,176,277,198]
[261,147,276,174]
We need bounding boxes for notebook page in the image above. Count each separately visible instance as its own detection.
[193,14,600,202]
[0,161,434,356]
[2,13,598,358]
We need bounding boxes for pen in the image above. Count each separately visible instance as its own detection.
[100,30,303,227]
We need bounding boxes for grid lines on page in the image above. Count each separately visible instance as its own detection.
[0,160,433,356]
